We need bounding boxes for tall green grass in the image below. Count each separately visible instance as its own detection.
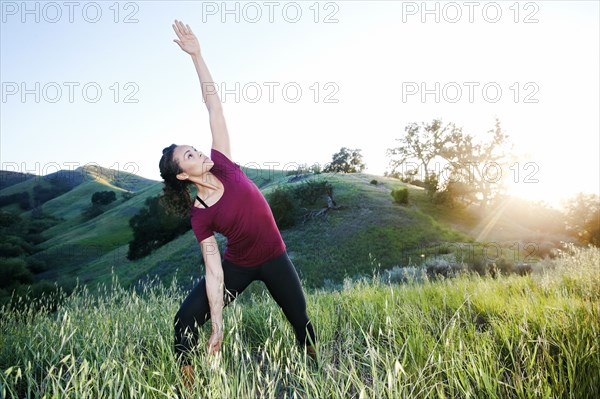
[1,244,598,398]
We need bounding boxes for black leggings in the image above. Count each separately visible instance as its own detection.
[174,251,316,364]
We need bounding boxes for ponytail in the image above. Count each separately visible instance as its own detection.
[158,144,193,218]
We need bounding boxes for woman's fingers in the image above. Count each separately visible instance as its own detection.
[177,19,188,35]
[206,332,223,355]
[173,20,195,42]
[173,19,187,37]
[207,342,220,355]
[172,23,182,40]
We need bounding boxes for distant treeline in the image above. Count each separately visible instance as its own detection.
[0,178,75,211]
[0,192,30,209]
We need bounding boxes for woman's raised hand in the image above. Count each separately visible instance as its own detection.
[172,19,201,56]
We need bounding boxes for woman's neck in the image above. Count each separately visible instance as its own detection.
[193,172,222,198]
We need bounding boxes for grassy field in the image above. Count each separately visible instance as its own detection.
[1,243,598,398]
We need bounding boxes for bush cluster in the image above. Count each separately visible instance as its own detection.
[391,187,409,205]
[267,180,333,229]
[0,209,64,308]
[0,191,31,210]
[91,191,117,205]
[127,195,191,260]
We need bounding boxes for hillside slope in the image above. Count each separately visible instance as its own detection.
[22,168,572,292]
[32,171,473,290]
[0,165,157,216]
[28,165,283,289]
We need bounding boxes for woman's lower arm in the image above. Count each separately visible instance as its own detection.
[191,53,223,114]
[205,268,224,332]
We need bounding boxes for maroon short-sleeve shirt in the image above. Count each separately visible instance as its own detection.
[190,148,286,267]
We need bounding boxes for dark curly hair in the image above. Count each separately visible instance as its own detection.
[158,144,193,218]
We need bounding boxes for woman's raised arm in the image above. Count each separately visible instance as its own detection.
[172,19,231,160]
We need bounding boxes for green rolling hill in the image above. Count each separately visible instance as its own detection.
[1,164,572,296]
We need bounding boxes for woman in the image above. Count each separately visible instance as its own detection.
[159,20,317,386]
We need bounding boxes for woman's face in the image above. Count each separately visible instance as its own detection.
[173,145,214,180]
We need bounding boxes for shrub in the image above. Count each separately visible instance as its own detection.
[1,235,34,255]
[433,189,454,206]
[267,180,335,229]
[25,233,46,245]
[266,187,298,230]
[423,255,467,278]
[81,204,105,221]
[91,191,117,205]
[127,196,191,260]
[121,191,135,201]
[0,192,31,210]
[379,266,427,284]
[424,174,438,198]
[292,180,333,207]
[27,258,48,273]
[0,243,25,257]
[0,258,33,288]
[391,187,409,205]
[464,251,515,277]
[81,191,117,221]
[0,210,21,228]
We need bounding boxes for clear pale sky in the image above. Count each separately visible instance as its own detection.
[1,1,598,209]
